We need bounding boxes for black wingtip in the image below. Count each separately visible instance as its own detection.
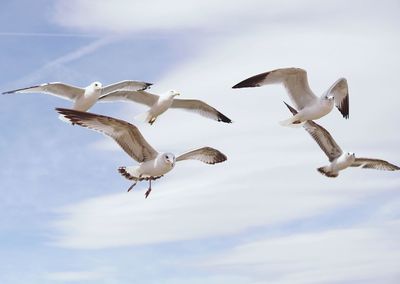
[140,82,153,91]
[283,101,298,115]
[218,112,233,123]
[232,71,270,89]
[337,94,349,119]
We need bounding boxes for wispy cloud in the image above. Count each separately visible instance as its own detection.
[7,36,119,88]
[0,32,99,38]
[44,269,111,282]
[203,220,400,283]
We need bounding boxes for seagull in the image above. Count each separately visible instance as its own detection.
[98,89,232,125]
[2,80,152,112]
[56,108,228,198]
[284,102,399,177]
[232,67,349,126]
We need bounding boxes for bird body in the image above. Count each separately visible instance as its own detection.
[136,91,180,124]
[56,108,227,198]
[73,82,103,111]
[122,153,176,180]
[318,152,356,177]
[280,96,334,126]
[233,67,349,126]
[283,101,399,177]
[99,89,232,125]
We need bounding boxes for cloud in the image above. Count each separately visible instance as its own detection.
[51,0,400,35]
[7,36,119,89]
[203,221,400,284]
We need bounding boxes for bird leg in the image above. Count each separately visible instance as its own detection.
[127,180,138,192]
[145,179,152,198]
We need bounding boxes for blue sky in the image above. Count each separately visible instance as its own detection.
[1,0,400,283]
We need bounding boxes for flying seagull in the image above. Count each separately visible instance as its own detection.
[56,108,227,198]
[284,102,399,177]
[3,80,152,111]
[98,89,232,125]
[232,67,349,126]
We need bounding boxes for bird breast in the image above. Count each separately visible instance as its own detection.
[334,153,354,171]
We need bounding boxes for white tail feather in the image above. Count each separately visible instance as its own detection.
[118,166,141,180]
[279,115,306,128]
[317,166,338,178]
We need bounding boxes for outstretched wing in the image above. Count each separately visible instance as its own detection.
[171,99,232,123]
[233,67,317,109]
[303,121,343,162]
[56,108,158,162]
[176,147,227,164]
[98,90,159,107]
[101,80,152,95]
[350,158,400,171]
[2,82,84,101]
[283,101,343,161]
[326,78,349,119]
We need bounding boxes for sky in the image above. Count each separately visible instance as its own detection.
[1,0,400,283]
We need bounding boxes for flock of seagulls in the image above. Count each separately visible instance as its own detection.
[3,67,399,197]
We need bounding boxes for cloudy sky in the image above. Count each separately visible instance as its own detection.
[1,0,400,283]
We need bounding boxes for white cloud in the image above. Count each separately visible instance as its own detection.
[51,0,400,35]
[203,221,400,284]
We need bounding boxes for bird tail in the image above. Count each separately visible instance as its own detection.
[118,166,141,181]
[279,115,306,128]
[317,166,339,178]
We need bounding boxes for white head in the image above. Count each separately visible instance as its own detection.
[90,81,103,90]
[163,153,176,167]
[345,152,356,163]
[322,94,335,104]
[166,90,181,98]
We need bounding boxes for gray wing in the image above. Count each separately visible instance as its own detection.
[233,67,317,109]
[176,147,227,164]
[171,99,232,123]
[283,100,342,161]
[2,82,84,101]
[326,78,349,119]
[101,80,153,95]
[56,108,158,162]
[303,121,343,162]
[98,90,159,107]
[350,158,400,171]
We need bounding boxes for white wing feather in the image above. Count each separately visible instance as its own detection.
[56,108,158,162]
[2,82,84,101]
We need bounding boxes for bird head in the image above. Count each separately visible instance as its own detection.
[163,153,176,167]
[346,152,356,162]
[91,81,103,90]
[167,90,181,97]
[323,95,334,101]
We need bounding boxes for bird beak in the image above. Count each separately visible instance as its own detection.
[175,93,181,96]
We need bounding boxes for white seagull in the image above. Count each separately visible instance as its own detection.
[56,108,227,198]
[98,89,232,125]
[284,102,399,177]
[3,80,152,111]
[233,67,349,126]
